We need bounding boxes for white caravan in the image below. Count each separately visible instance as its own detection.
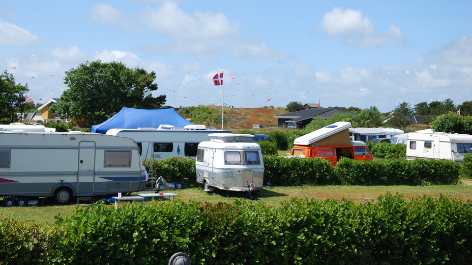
[0,122,55,133]
[0,131,147,205]
[106,125,232,161]
[195,134,264,198]
[406,132,472,162]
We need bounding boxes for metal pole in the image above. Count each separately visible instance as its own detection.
[221,72,224,130]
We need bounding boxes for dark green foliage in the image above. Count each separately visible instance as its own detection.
[263,155,334,186]
[0,70,29,122]
[431,112,472,134]
[143,157,197,188]
[460,154,472,178]
[366,142,406,159]
[45,121,90,132]
[3,194,472,264]
[257,140,278,155]
[267,130,289,150]
[334,158,460,185]
[286,101,305,112]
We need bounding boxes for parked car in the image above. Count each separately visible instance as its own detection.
[371,138,391,143]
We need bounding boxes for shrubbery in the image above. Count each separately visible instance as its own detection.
[366,141,406,159]
[2,194,472,264]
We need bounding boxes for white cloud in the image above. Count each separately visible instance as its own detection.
[50,46,87,62]
[320,8,405,47]
[0,19,38,45]
[89,3,138,31]
[441,36,472,66]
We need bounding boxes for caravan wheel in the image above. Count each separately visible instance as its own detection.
[54,187,73,205]
[204,181,214,193]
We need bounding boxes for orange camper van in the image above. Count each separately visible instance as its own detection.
[290,122,373,166]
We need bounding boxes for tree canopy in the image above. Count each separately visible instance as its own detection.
[286,101,305,112]
[50,60,166,125]
[0,70,29,122]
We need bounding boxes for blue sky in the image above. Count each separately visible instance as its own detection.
[1,0,471,112]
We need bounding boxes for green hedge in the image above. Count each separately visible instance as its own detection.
[143,156,460,187]
[2,194,472,264]
[366,141,406,159]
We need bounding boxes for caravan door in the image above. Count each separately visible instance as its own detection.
[77,141,96,195]
[433,136,440,159]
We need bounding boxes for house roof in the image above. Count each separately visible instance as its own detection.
[37,98,60,111]
[403,115,436,124]
[274,108,346,123]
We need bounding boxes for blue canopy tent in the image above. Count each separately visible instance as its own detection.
[91,107,193,134]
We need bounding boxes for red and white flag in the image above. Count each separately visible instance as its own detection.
[457,108,461,116]
[213,72,223,86]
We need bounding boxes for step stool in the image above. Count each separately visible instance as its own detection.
[76,197,92,204]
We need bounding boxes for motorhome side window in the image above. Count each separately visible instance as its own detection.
[409,141,416,150]
[355,147,369,156]
[317,148,335,157]
[457,143,472,153]
[245,151,260,165]
[424,141,432,149]
[185,142,199,157]
[154,143,173,152]
[196,148,204,162]
[0,149,11,168]
[225,151,242,165]
[104,151,131,167]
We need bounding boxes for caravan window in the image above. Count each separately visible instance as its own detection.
[154,143,173,152]
[245,151,260,165]
[0,149,11,168]
[424,141,432,149]
[104,151,131,167]
[196,149,204,162]
[457,143,472,153]
[185,142,199,157]
[409,141,416,150]
[225,151,242,165]
[355,147,370,156]
[317,148,335,157]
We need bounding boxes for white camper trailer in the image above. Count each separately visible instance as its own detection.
[0,131,147,205]
[0,122,55,133]
[106,125,232,161]
[406,132,472,162]
[195,134,264,198]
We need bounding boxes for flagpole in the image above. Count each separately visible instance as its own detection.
[221,71,224,130]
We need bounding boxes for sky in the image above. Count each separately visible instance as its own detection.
[1,0,472,113]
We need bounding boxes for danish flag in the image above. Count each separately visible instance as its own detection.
[213,72,223,86]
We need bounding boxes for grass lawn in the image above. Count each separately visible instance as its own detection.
[2,182,472,224]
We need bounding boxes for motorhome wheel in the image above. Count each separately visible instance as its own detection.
[54,187,73,205]
[204,181,214,193]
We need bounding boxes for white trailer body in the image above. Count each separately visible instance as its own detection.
[406,132,472,162]
[0,131,147,204]
[106,126,232,161]
[195,134,264,194]
[0,122,55,133]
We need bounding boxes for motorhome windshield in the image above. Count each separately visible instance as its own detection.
[224,150,261,165]
[457,143,472,153]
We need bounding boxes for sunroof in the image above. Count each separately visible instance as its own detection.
[326,125,337,128]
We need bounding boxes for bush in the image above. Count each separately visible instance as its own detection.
[267,131,289,150]
[143,157,197,188]
[460,153,472,179]
[258,140,278,155]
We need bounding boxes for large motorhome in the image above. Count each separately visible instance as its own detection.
[290,122,373,166]
[195,134,264,197]
[0,131,147,205]
[106,125,232,161]
[406,132,472,162]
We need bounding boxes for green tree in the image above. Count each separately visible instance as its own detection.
[414,102,430,115]
[0,70,29,122]
[430,112,472,134]
[353,106,383,127]
[394,102,413,115]
[49,60,166,125]
[384,112,411,128]
[286,101,305,112]
[458,101,472,116]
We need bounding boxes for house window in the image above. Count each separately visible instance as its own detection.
[154,143,173,152]
[409,141,416,150]
[196,149,204,162]
[245,151,260,165]
[424,141,432,149]
[104,151,131,167]
[0,149,11,168]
